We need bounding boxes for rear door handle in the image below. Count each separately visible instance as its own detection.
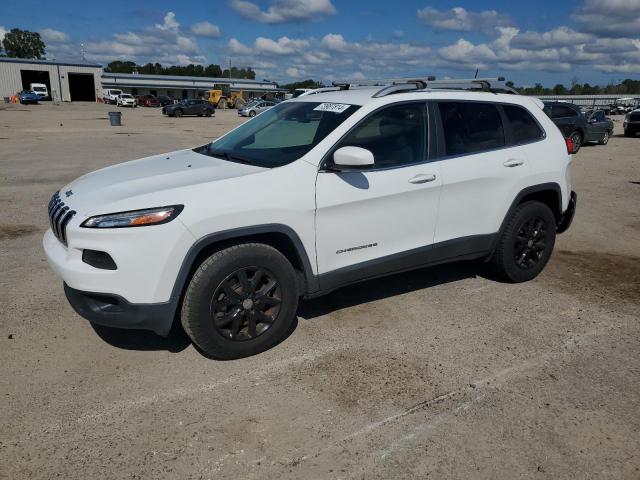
[503,159,524,168]
[408,173,437,184]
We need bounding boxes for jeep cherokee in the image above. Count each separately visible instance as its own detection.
[44,82,577,359]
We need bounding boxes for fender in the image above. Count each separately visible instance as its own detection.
[170,224,319,300]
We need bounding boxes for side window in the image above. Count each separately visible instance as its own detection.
[552,105,577,118]
[438,102,505,156]
[503,104,544,144]
[336,103,427,168]
[594,111,605,122]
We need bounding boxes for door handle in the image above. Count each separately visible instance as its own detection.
[503,159,524,168]
[408,173,437,184]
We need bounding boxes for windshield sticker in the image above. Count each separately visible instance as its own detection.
[313,103,350,113]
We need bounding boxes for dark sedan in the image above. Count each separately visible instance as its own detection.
[543,102,613,152]
[162,99,214,117]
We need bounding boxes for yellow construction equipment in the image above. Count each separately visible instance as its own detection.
[204,86,246,109]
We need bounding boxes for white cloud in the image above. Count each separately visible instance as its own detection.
[286,66,303,77]
[191,21,221,38]
[321,33,348,51]
[228,38,253,55]
[156,12,179,32]
[573,0,640,38]
[417,6,511,32]
[0,26,7,40]
[40,28,68,43]
[230,0,337,24]
[511,26,592,49]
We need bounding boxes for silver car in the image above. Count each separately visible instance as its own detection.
[238,100,277,117]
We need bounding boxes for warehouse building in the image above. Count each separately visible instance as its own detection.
[0,58,284,103]
[101,72,284,101]
[0,57,103,102]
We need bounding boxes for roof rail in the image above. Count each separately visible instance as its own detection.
[423,77,518,95]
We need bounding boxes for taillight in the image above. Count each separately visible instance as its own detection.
[565,137,574,154]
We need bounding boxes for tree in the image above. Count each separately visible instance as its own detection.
[105,61,137,73]
[552,84,568,95]
[2,28,45,59]
[280,79,324,92]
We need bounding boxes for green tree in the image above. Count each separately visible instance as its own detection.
[552,84,568,95]
[280,79,324,91]
[105,61,137,73]
[2,28,46,59]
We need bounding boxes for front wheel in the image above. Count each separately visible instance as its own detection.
[598,131,610,145]
[181,243,299,359]
[249,110,256,117]
[174,109,183,117]
[489,201,556,283]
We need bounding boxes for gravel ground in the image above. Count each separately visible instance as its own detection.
[1,102,639,480]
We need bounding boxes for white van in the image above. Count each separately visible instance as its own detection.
[30,83,49,100]
[102,89,123,105]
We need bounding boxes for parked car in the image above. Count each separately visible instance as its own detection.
[162,99,214,117]
[136,94,161,107]
[157,95,174,107]
[116,94,137,108]
[18,90,40,104]
[102,89,123,105]
[238,100,276,117]
[586,110,614,145]
[44,85,576,359]
[542,102,612,152]
[624,109,640,137]
[30,83,49,100]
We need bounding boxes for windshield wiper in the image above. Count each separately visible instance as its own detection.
[208,150,255,165]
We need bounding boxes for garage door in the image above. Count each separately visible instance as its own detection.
[68,73,95,101]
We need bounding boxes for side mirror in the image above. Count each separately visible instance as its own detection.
[332,146,374,169]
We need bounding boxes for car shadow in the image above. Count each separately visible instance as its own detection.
[91,322,191,353]
[298,260,482,320]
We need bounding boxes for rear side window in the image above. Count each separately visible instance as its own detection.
[438,102,505,156]
[503,104,544,144]
[551,105,577,118]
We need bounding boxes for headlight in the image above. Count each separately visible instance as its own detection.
[81,205,183,228]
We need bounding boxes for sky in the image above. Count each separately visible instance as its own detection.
[1,0,639,86]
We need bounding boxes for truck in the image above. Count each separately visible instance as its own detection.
[203,86,246,109]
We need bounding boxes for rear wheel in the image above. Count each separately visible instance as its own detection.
[489,201,556,283]
[181,243,299,359]
[569,131,583,153]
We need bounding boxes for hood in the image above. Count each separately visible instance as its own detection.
[61,148,266,216]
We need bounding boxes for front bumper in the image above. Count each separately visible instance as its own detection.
[557,191,577,233]
[64,284,177,336]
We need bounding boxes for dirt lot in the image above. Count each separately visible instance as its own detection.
[1,101,639,479]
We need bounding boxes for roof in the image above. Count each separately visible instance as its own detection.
[290,87,541,109]
[101,72,277,86]
[0,57,102,68]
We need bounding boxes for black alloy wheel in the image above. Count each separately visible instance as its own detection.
[598,131,609,145]
[514,217,548,270]
[210,266,282,341]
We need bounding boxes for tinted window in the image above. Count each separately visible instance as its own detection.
[438,102,505,156]
[552,105,577,118]
[337,103,426,168]
[594,111,606,122]
[503,105,544,144]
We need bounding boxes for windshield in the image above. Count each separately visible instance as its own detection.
[33,86,46,92]
[196,101,359,168]
[121,94,133,98]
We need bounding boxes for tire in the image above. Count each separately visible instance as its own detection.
[569,131,583,153]
[181,243,299,359]
[598,130,610,145]
[489,201,556,283]
[175,109,183,117]
[205,110,212,117]
[249,110,256,117]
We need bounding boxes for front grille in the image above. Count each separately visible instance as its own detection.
[48,191,76,246]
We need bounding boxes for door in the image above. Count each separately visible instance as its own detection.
[315,102,442,282]
[434,101,532,244]
[550,104,579,137]
[586,110,607,141]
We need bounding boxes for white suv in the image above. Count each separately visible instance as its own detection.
[44,82,577,358]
